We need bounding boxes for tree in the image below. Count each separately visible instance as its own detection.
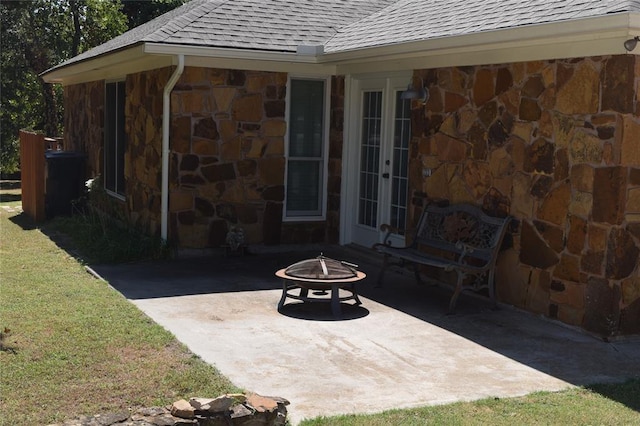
[121,0,187,29]
[1,1,54,173]
[0,0,185,173]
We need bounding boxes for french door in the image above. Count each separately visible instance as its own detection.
[349,76,411,248]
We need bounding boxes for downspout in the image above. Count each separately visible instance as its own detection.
[161,54,184,242]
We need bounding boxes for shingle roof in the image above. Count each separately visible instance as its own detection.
[48,0,640,73]
[326,0,640,52]
[53,0,396,69]
[147,0,397,50]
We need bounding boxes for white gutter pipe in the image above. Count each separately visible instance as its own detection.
[161,54,184,242]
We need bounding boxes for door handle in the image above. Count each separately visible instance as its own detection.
[382,172,390,179]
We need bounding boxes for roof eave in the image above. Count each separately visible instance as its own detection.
[42,42,338,85]
[42,12,640,85]
[324,12,640,73]
[42,44,155,85]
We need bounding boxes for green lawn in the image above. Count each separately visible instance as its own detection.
[1,183,638,425]
[0,197,238,425]
[300,380,640,425]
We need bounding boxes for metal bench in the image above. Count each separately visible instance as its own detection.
[373,203,512,313]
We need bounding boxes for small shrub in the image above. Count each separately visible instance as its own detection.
[50,213,172,264]
[49,175,173,264]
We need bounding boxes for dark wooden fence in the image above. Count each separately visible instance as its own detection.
[19,130,45,222]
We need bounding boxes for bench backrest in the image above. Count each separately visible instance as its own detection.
[413,203,511,266]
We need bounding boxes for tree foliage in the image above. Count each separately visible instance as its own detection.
[0,0,186,173]
[121,0,187,29]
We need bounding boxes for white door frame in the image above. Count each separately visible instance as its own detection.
[340,71,412,247]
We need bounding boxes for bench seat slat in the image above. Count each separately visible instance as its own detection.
[375,246,489,272]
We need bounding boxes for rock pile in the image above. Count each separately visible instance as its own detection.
[48,393,289,426]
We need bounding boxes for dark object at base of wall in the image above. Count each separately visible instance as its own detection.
[45,151,86,219]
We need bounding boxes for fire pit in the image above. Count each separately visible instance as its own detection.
[275,254,366,318]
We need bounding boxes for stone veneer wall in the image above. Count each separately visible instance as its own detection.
[168,67,340,247]
[63,67,341,247]
[63,80,104,177]
[127,67,173,234]
[64,68,172,235]
[410,55,639,336]
[327,76,346,244]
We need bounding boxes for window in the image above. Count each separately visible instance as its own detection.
[285,77,329,219]
[104,80,126,197]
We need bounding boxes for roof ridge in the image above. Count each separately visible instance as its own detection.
[325,0,402,45]
[144,0,230,43]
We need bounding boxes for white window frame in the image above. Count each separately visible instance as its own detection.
[283,75,331,221]
[104,79,126,200]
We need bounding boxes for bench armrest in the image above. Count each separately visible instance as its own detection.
[377,223,416,248]
[455,241,475,264]
[372,224,397,250]
[380,223,399,235]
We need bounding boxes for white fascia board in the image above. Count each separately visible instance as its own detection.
[326,13,640,73]
[144,43,311,62]
[185,55,337,74]
[337,32,635,75]
[143,42,337,74]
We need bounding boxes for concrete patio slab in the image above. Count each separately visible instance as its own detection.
[92,246,640,425]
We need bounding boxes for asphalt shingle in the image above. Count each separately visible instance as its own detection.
[47,0,640,73]
[51,0,395,70]
[325,0,640,52]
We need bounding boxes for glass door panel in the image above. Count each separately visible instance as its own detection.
[389,91,411,235]
[358,90,382,229]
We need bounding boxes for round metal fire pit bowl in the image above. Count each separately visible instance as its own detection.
[275,256,366,319]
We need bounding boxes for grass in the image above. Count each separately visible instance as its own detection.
[299,380,640,425]
[1,181,638,425]
[0,180,22,207]
[0,198,238,425]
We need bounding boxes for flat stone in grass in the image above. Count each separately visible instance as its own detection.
[47,393,289,426]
